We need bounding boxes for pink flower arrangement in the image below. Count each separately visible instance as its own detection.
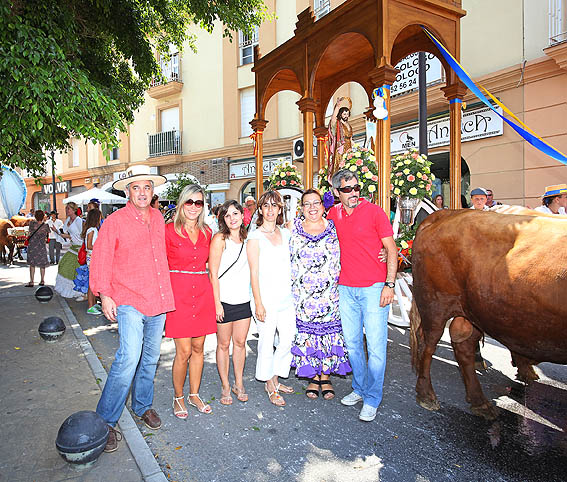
[422,174,428,181]
[372,175,378,182]
[281,180,287,186]
[362,166,369,173]
[407,175,415,182]
[356,159,363,166]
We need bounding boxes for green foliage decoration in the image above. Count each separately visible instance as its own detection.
[0,0,269,177]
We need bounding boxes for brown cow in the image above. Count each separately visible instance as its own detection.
[410,208,567,420]
[10,215,31,227]
[0,219,16,264]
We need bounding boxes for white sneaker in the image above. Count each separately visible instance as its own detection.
[341,391,363,406]
[359,404,377,422]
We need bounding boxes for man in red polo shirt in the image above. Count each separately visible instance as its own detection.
[90,165,175,453]
[327,169,398,422]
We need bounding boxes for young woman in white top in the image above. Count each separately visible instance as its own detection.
[247,190,295,406]
[209,200,252,405]
[85,209,102,314]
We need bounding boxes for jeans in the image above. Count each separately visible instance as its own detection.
[339,283,390,408]
[48,239,62,263]
[96,305,165,426]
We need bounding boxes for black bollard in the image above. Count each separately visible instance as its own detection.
[38,317,66,342]
[55,411,109,468]
[35,286,54,303]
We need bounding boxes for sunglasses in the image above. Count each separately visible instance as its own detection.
[337,184,361,194]
[184,199,204,207]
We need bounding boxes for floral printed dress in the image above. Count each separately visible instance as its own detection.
[289,217,351,377]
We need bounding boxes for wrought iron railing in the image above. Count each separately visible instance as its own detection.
[314,0,330,20]
[150,53,181,87]
[549,0,567,44]
[148,130,182,158]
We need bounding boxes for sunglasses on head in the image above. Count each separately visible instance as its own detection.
[337,184,361,194]
[184,199,204,207]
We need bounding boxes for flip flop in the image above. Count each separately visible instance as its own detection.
[276,383,294,394]
[231,385,249,403]
[25,282,34,287]
[220,388,233,405]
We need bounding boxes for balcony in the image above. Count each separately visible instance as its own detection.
[314,0,330,20]
[549,0,567,45]
[148,130,182,159]
[148,53,183,99]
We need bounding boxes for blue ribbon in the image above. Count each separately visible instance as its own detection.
[422,26,567,165]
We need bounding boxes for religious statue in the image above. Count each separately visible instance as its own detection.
[326,96,353,180]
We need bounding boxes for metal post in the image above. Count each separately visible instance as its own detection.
[51,151,57,212]
[418,52,428,157]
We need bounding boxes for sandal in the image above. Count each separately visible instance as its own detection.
[187,393,212,414]
[232,385,248,403]
[220,388,233,406]
[172,396,188,420]
[25,282,34,287]
[265,383,285,407]
[275,382,294,394]
[39,281,45,286]
[305,380,321,399]
[320,380,335,400]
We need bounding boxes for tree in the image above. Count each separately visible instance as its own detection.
[163,171,199,202]
[0,0,268,177]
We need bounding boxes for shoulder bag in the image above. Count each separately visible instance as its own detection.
[218,242,244,279]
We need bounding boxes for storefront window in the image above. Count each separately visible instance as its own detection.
[32,192,51,213]
[240,180,270,204]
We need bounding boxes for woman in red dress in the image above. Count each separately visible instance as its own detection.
[166,184,216,419]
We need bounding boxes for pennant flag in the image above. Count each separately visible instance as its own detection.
[422,26,567,165]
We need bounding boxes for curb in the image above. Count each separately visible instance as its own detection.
[58,296,167,482]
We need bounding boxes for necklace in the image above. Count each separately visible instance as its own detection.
[260,226,277,234]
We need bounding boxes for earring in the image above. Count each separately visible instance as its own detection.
[300,214,305,220]
[322,211,327,218]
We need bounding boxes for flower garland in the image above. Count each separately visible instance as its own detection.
[267,159,303,190]
[318,145,379,200]
[390,148,434,199]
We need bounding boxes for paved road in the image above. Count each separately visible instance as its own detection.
[68,272,567,481]
[2,261,566,481]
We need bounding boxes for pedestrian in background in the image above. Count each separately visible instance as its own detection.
[209,200,252,405]
[247,190,295,407]
[534,184,567,215]
[166,184,216,418]
[46,211,63,264]
[73,208,103,315]
[90,165,173,453]
[25,210,50,287]
[54,202,84,299]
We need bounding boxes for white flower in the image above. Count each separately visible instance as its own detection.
[368,185,376,193]
[349,165,357,172]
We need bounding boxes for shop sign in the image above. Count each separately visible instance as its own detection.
[391,52,443,97]
[42,181,71,195]
[113,167,158,181]
[229,156,292,180]
[390,106,503,155]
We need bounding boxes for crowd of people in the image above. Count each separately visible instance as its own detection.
[21,163,566,454]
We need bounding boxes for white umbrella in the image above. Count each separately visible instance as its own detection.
[63,187,127,205]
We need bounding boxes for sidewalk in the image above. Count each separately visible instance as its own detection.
[0,263,144,481]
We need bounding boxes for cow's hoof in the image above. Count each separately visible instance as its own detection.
[417,396,440,411]
[516,368,539,384]
[474,360,488,371]
[471,403,498,420]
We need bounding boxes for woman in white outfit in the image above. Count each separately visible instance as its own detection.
[209,200,252,405]
[247,190,295,406]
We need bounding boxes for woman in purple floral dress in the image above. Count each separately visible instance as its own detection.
[289,189,351,400]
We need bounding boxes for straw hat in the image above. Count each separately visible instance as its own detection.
[112,165,167,191]
[542,183,567,198]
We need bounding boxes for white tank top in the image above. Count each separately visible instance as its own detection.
[218,238,250,304]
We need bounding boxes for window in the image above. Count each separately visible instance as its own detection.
[239,27,259,66]
[314,0,331,20]
[549,0,567,44]
[240,88,255,138]
[109,130,120,161]
[72,139,80,167]
[160,107,180,132]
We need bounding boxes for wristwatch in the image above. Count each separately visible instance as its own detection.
[384,281,395,289]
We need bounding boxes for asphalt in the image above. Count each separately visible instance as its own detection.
[2,260,567,482]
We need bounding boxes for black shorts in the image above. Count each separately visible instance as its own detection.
[219,301,252,323]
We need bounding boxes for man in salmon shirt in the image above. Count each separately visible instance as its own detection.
[90,165,175,453]
[327,169,398,422]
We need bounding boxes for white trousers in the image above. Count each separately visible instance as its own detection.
[255,305,296,381]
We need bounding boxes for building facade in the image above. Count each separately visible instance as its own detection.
[25,0,567,211]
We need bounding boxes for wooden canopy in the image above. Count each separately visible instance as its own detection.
[251,0,467,210]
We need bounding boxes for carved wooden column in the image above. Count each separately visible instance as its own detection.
[297,97,317,190]
[369,64,398,213]
[441,83,467,209]
[314,126,328,174]
[250,118,268,198]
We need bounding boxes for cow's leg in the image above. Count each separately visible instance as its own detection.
[511,352,539,383]
[415,321,444,411]
[474,341,488,371]
[450,319,498,420]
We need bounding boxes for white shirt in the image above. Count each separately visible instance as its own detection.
[64,216,84,246]
[534,206,566,215]
[218,238,250,304]
[248,227,293,312]
[46,219,64,240]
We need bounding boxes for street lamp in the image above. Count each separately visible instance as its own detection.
[50,150,56,213]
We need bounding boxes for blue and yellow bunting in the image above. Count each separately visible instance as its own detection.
[422,26,567,165]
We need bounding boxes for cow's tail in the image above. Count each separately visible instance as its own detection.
[409,297,424,374]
